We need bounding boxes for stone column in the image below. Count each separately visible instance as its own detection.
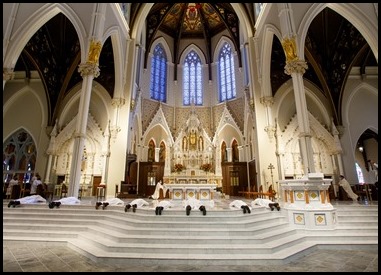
[100,121,111,185]
[68,61,100,197]
[278,4,314,174]
[44,120,58,184]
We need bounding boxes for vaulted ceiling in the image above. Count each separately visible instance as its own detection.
[14,3,377,142]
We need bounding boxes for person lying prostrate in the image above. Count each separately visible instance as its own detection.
[8,194,46,208]
[49,196,80,209]
[95,197,125,210]
[182,197,207,216]
[155,200,173,215]
[251,198,281,211]
[125,198,150,212]
[229,199,251,214]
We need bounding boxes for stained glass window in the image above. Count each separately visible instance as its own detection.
[3,129,36,184]
[219,43,236,102]
[183,50,202,105]
[150,44,167,102]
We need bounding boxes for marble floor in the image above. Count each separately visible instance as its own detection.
[3,240,378,272]
[3,197,378,272]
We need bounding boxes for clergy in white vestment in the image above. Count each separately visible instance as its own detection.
[155,200,173,215]
[251,198,281,211]
[8,194,47,207]
[49,196,81,209]
[125,198,150,212]
[182,197,207,215]
[229,199,251,214]
[96,197,125,210]
[149,181,167,200]
[56,196,81,204]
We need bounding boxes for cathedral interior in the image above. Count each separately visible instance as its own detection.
[3,3,378,199]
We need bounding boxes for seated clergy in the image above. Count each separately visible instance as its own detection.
[229,199,251,214]
[149,181,167,200]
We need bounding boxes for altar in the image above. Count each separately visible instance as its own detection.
[164,183,217,201]
[278,173,337,230]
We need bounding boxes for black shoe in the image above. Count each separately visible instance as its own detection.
[155,207,159,215]
[186,205,192,216]
[14,201,20,207]
[246,206,251,214]
[241,205,246,214]
[132,204,137,213]
[276,206,281,211]
[49,202,54,209]
[159,206,163,215]
[199,206,206,216]
[270,206,274,211]
[55,202,61,208]
[102,202,109,210]
[125,204,131,212]
[95,202,102,210]
[8,201,13,208]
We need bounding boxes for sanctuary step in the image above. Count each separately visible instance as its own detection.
[3,201,378,266]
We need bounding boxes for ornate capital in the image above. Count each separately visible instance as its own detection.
[130,99,136,111]
[78,63,100,78]
[111,98,126,108]
[265,125,276,141]
[73,132,86,139]
[3,68,15,81]
[284,60,308,75]
[298,132,312,138]
[249,98,255,111]
[110,125,121,140]
[260,96,274,107]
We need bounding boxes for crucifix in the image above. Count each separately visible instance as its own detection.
[268,163,275,186]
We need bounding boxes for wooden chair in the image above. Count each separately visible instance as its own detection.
[20,183,31,198]
[353,184,367,201]
[10,185,21,199]
[36,184,45,197]
[60,184,68,198]
[44,183,55,201]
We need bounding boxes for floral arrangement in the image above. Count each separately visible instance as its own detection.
[174,163,184,172]
[200,163,212,172]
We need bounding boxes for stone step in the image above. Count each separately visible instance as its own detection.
[3,202,378,266]
[3,213,288,229]
[3,219,291,237]
[336,220,379,227]
[74,232,306,254]
[65,238,377,266]
[337,214,378,221]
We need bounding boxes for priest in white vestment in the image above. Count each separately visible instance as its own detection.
[125,198,150,212]
[252,198,281,211]
[96,197,125,210]
[229,199,251,214]
[7,194,46,207]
